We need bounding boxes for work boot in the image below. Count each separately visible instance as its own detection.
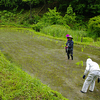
[68,55,70,60]
[71,55,73,60]
[80,90,86,93]
[89,90,93,92]
[67,54,70,60]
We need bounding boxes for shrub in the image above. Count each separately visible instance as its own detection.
[41,25,88,42]
[41,25,70,37]
[18,9,24,15]
[3,10,7,13]
[32,15,40,24]
[82,37,93,42]
[1,16,6,22]
[88,15,100,40]
[33,22,50,31]
[0,10,18,23]
[97,37,100,41]
[32,7,68,31]
[43,7,63,25]
[63,5,76,27]
[19,15,29,24]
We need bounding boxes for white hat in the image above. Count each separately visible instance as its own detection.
[67,35,73,39]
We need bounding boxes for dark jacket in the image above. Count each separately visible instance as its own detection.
[66,40,73,50]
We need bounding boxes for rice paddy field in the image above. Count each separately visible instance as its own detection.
[0,27,100,100]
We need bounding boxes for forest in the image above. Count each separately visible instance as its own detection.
[0,0,100,40]
[1,0,100,17]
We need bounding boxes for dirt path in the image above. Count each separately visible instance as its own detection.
[0,28,100,100]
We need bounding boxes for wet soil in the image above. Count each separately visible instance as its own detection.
[0,28,100,100]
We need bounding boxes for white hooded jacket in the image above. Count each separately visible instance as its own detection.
[84,58,100,75]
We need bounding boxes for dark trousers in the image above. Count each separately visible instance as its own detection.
[67,50,73,60]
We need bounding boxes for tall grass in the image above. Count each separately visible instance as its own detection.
[41,25,94,43]
[0,51,68,100]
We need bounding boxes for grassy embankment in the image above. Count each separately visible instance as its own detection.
[0,51,68,100]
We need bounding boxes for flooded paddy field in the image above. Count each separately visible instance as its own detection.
[0,28,100,100]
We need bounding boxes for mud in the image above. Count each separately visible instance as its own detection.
[0,28,100,100]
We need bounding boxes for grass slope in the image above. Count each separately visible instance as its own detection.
[0,51,68,100]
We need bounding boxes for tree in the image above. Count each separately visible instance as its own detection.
[63,5,76,26]
[0,0,22,9]
[22,0,41,19]
[70,0,100,17]
[88,15,100,40]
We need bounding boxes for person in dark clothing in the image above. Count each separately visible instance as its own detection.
[66,35,74,60]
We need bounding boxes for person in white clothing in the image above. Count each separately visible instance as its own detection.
[81,58,100,93]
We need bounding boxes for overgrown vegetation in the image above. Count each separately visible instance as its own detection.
[0,0,100,41]
[41,25,91,43]
[32,6,86,31]
[1,0,100,18]
[88,15,100,40]
[0,51,68,100]
[0,6,100,43]
[1,3,100,43]
[32,7,71,31]
[63,5,76,27]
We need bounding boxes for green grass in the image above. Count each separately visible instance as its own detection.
[41,25,88,41]
[40,25,100,47]
[0,51,68,100]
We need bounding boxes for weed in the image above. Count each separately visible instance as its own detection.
[76,61,83,67]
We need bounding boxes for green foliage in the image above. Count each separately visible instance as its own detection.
[88,15,100,40]
[40,25,93,43]
[76,61,83,67]
[22,0,42,5]
[74,15,88,30]
[32,7,70,31]
[0,0,100,19]
[44,7,62,24]
[63,5,76,27]
[0,51,68,100]
[82,37,93,42]
[41,25,70,37]
[3,10,7,13]
[19,14,29,24]
[70,0,100,17]
[0,0,21,9]
[0,10,16,23]
[32,15,40,24]
[0,9,41,27]
[17,11,39,25]
[40,7,63,25]
[18,9,24,15]
[33,22,50,31]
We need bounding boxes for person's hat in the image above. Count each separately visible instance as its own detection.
[67,35,73,39]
